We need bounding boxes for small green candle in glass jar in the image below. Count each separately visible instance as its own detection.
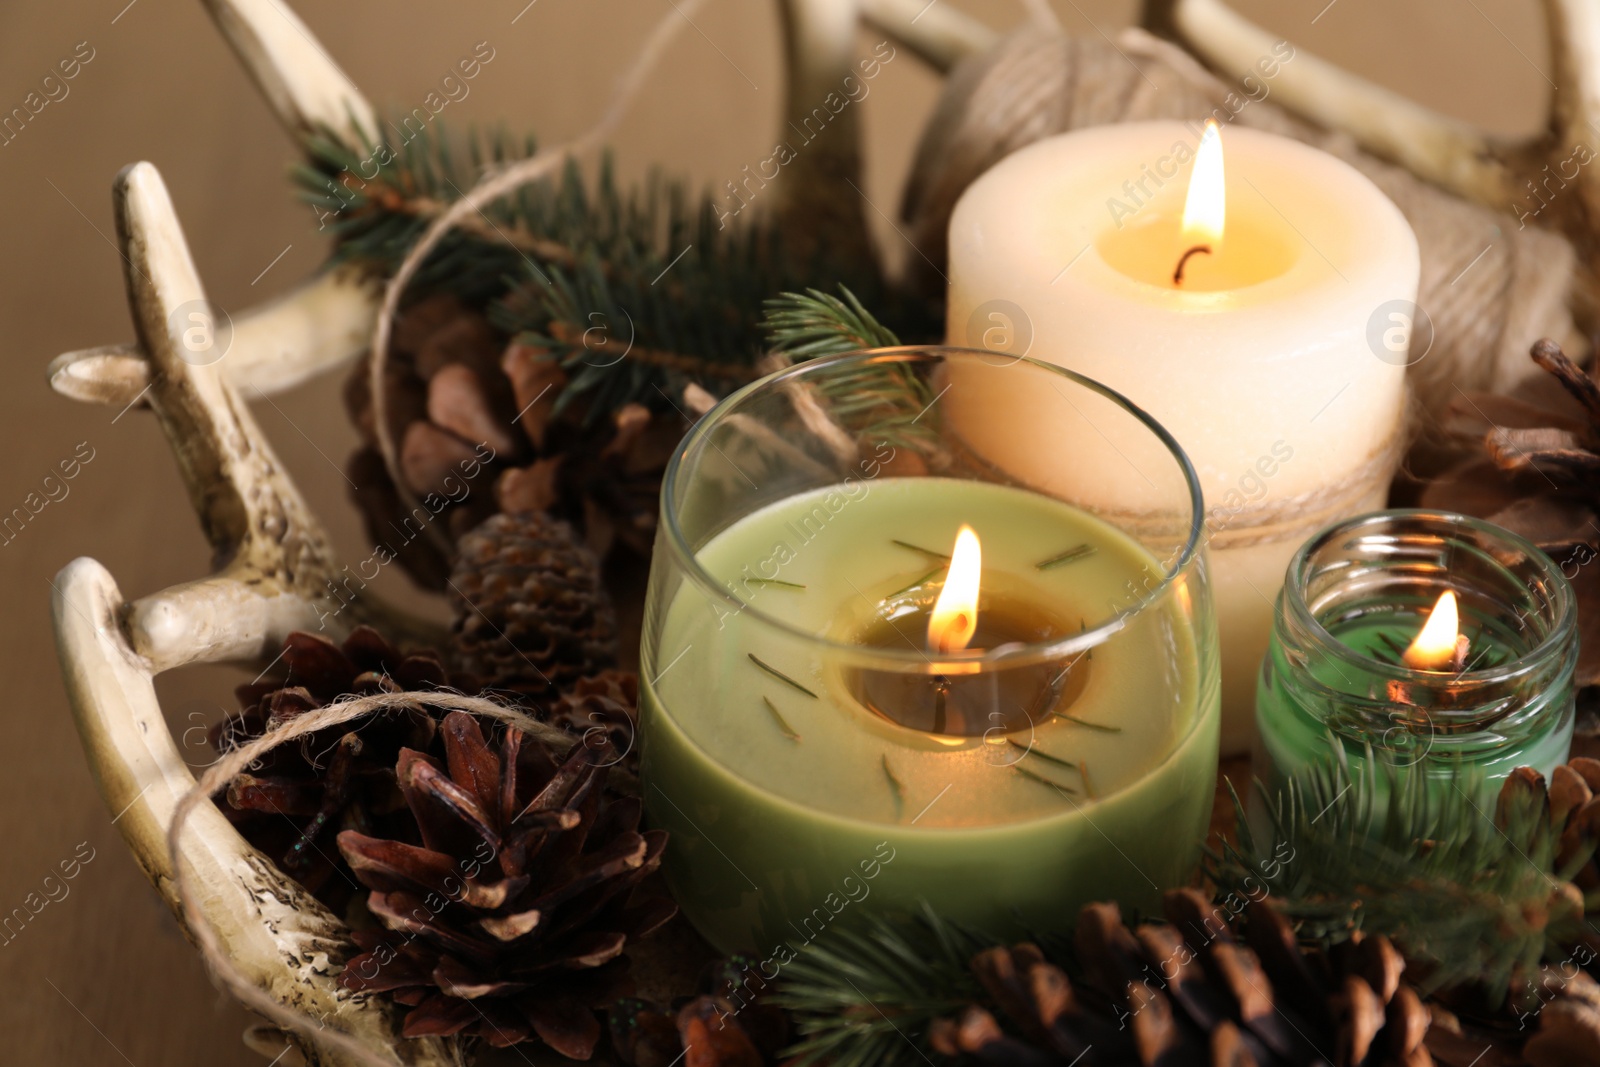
[640,348,1222,955]
[1256,510,1578,809]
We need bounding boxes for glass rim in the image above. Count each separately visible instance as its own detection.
[1283,507,1577,686]
[658,345,1208,671]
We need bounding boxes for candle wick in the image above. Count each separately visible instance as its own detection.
[1173,244,1212,286]
[933,675,950,735]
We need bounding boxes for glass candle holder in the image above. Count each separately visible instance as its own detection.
[1256,509,1577,808]
[640,346,1221,955]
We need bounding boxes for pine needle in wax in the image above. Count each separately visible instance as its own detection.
[762,696,802,741]
[1036,544,1095,570]
[881,755,906,818]
[748,653,819,698]
[892,539,950,561]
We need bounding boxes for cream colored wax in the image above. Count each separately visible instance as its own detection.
[944,121,1418,753]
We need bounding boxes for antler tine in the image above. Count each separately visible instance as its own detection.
[46,0,383,410]
[1543,0,1600,228]
[776,0,875,266]
[201,0,377,144]
[49,264,379,407]
[52,559,464,1067]
[858,0,997,71]
[111,162,345,670]
[1169,0,1521,210]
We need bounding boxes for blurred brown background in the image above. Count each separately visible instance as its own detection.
[0,0,1550,1062]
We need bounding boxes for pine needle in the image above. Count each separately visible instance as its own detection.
[746,577,807,590]
[1013,762,1079,795]
[1008,739,1078,769]
[891,539,950,560]
[762,696,802,741]
[1054,713,1122,733]
[881,755,905,818]
[1036,544,1095,570]
[748,653,818,698]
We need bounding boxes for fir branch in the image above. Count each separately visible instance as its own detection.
[761,287,942,458]
[776,907,992,1067]
[297,117,889,415]
[1207,743,1593,998]
[762,286,899,358]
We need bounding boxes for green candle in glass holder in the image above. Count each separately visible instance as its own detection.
[640,348,1222,956]
[1255,510,1578,810]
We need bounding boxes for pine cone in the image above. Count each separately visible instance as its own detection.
[1497,762,1600,913]
[930,889,1434,1067]
[337,711,676,1055]
[610,958,789,1067]
[548,670,641,776]
[344,295,682,588]
[449,511,619,698]
[1422,338,1600,687]
[211,626,459,911]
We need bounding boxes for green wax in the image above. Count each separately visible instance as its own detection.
[1255,613,1573,810]
[642,478,1219,954]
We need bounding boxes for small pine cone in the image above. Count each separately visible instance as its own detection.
[210,626,461,911]
[450,511,618,697]
[338,712,676,1056]
[548,671,640,774]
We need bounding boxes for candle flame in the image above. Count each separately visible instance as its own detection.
[929,525,981,654]
[1402,590,1464,671]
[1182,120,1226,248]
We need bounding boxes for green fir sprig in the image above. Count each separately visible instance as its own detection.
[760,287,941,457]
[296,117,890,416]
[775,906,991,1067]
[1207,743,1595,998]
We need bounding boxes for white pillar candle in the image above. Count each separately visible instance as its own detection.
[944,120,1419,754]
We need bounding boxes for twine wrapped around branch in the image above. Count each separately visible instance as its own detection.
[900,26,1584,439]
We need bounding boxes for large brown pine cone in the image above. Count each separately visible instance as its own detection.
[337,712,675,1055]
[449,511,619,698]
[210,626,460,911]
[344,294,681,588]
[931,890,1434,1067]
[1421,338,1600,687]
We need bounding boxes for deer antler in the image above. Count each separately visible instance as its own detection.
[49,0,381,411]
[1167,0,1522,208]
[199,0,376,143]
[858,0,997,70]
[51,162,459,1066]
[1543,0,1600,233]
[775,0,875,266]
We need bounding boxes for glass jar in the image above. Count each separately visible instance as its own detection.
[639,346,1220,955]
[1256,509,1577,810]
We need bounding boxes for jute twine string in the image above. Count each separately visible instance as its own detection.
[169,690,579,1066]
[369,0,710,557]
[173,6,705,1060]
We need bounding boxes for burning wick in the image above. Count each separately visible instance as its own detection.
[1172,245,1211,285]
[1402,590,1469,672]
[928,525,982,733]
[1175,119,1225,288]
